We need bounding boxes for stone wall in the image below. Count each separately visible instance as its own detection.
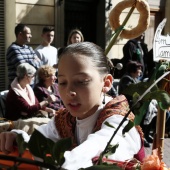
[5,0,55,50]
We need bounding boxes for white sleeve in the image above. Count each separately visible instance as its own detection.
[62,115,141,170]
[36,117,61,142]
[11,129,30,143]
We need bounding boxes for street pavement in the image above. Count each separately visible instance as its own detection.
[144,138,170,167]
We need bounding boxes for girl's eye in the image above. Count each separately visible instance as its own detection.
[58,82,67,86]
[78,79,90,85]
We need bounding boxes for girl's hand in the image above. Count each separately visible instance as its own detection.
[0,132,17,154]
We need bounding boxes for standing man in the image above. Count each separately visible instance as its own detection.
[6,24,41,87]
[34,26,58,68]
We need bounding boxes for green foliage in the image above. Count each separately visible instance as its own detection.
[104,144,119,157]
[16,129,72,168]
[134,101,150,125]
[28,129,56,164]
[52,137,72,166]
[122,61,170,125]
[122,81,158,97]
[122,120,134,135]
[144,90,170,110]
[155,61,169,79]
[104,121,115,128]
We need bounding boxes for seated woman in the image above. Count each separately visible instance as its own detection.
[33,65,64,115]
[118,61,155,147]
[118,61,142,105]
[5,63,55,121]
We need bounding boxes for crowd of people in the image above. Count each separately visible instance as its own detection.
[112,33,170,147]
[0,41,144,169]
[0,23,167,169]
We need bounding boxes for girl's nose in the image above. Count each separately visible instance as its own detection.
[67,91,76,97]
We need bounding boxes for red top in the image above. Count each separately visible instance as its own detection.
[5,89,41,120]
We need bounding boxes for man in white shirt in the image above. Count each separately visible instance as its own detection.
[35,26,58,68]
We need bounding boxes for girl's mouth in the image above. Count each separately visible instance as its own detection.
[68,103,81,111]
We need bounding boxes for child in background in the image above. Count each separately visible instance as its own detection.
[0,42,144,170]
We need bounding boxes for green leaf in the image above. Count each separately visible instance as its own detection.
[156,62,169,79]
[52,137,72,166]
[104,144,119,157]
[158,91,170,110]
[81,164,122,170]
[132,92,140,104]
[16,134,27,155]
[134,101,150,125]
[28,129,54,160]
[143,90,170,110]
[104,121,115,128]
[122,120,134,135]
[122,81,158,97]
[147,64,159,83]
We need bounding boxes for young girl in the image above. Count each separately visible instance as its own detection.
[58,29,84,59]
[0,42,144,170]
[67,29,84,45]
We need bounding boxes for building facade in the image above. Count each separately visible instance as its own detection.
[0,0,169,90]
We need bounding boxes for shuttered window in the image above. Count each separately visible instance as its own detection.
[0,0,6,91]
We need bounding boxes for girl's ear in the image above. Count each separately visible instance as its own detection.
[102,74,113,93]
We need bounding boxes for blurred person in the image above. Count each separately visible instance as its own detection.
[67,28,84,45]
[121,33,148,80]
[118,61,142,103]
[118,61,156,147]
[146,48,156,78]
[33,65,64,113]
[58,29,84,58]
[5,63,56,121]
[6,24,41,87]
[34,26,58,68]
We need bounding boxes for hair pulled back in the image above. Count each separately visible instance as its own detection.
[59,42,111,75]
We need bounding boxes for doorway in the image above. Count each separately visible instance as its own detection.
[64,0,99,45]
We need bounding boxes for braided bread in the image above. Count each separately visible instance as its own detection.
[109,0,150,39]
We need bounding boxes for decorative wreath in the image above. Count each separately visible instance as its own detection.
[109,0,150,39]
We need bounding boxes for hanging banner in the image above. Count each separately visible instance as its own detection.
[153,18,170,62]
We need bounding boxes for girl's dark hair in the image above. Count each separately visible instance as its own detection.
[58,42,111,75]
[126,61,142,73]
